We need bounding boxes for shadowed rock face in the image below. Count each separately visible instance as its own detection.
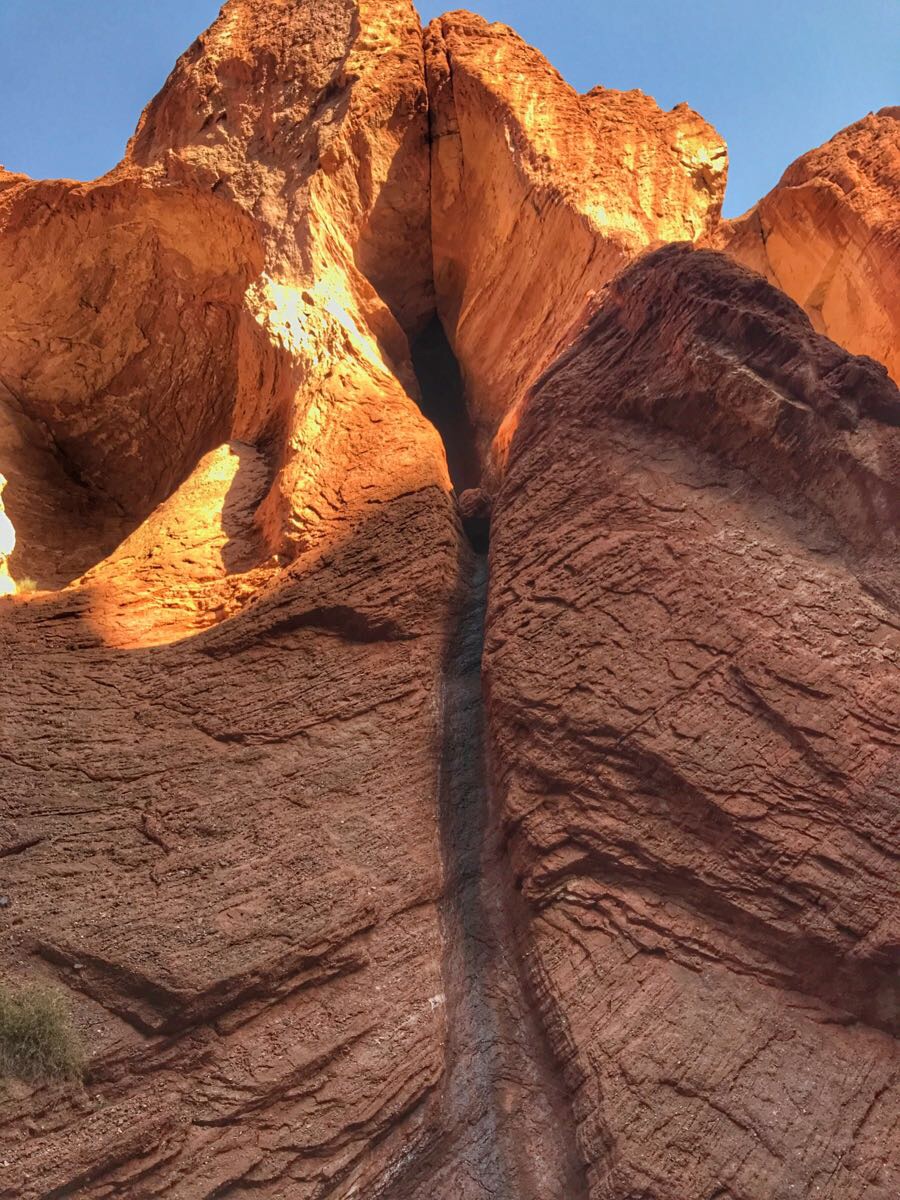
[1,4,899,1199]
[486,244,900,1199]
[720,106,900,386]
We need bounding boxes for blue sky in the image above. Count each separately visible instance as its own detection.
[0,1,896,217]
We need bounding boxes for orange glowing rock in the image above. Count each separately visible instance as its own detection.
[425,12,727,449]
[721,107,900,384]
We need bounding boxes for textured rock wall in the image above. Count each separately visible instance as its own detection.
[485,244,900,1199]
[0,2,467,1196]
[425,12,727,454]
[721,106,900,386]
[1,4,899,1198]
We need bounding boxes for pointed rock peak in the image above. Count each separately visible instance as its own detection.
[423,9,727,445]
[720,107,900,385]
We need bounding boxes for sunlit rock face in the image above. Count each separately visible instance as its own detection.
[0,2,465,1196]
[1,5,899,1200]
[0,0,443,592]
[126,0,442,563]
[424,12,727,455]
[486,244,900,1199]
[721,106,900,385]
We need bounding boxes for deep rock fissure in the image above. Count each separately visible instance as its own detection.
[410,317,481,494]
[416,548,588,1198]
[376,534,587,1194]
[400,319,586,1196]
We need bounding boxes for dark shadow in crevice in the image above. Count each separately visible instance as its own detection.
[381,543,588,1199]
[411,317,481,494]
[462,513,490,554]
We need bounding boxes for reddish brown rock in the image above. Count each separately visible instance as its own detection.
[425,12,727,451]
[2,4,899,1197]
[485,244,900,1199]
[721,107,900,385]
[0,2,467,1196]
[457,487,491,522]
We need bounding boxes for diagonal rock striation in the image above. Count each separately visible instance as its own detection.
[485,243,900,1199]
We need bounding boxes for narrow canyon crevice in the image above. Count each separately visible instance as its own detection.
[390,331,587,1197]
[408,547,586,1199]
[410,317,481,494]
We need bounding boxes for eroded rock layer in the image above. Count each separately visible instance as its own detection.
[485,244,900,1198]
[722,106,900,385]
[425,11,727,452]
[0,1,467,1195]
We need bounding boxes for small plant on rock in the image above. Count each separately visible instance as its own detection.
[0,981,85,1082]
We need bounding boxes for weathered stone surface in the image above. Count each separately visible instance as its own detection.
[2,4,899,1197]
[425,11,727,452]
[721,106,900,385]
[485,244,900,1198]
[0,172,261,510]
[0,1,466,1195]
[0,0,440,593]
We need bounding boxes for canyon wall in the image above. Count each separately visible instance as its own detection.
[0,4,898,1199]
[721,106,900,386]
[1,2,465,1196]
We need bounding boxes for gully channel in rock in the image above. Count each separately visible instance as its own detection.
[386,546,588,1199]
[383,326,588,1196]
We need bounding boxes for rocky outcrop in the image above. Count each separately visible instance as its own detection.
[0,1,466,1195]
[2,4,899,1198]
[0,0,439,593]
[424,12,727,453]
[485,243,900,1198]
[722,107,900,385]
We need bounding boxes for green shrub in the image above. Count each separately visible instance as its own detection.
[0,982,85,1082]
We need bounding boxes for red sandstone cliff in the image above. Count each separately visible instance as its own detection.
[721,107,900,386]
[425,11,727,456]
[1,2,463,1195]
[0,5,897,1199]
[486,244,900,1198]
